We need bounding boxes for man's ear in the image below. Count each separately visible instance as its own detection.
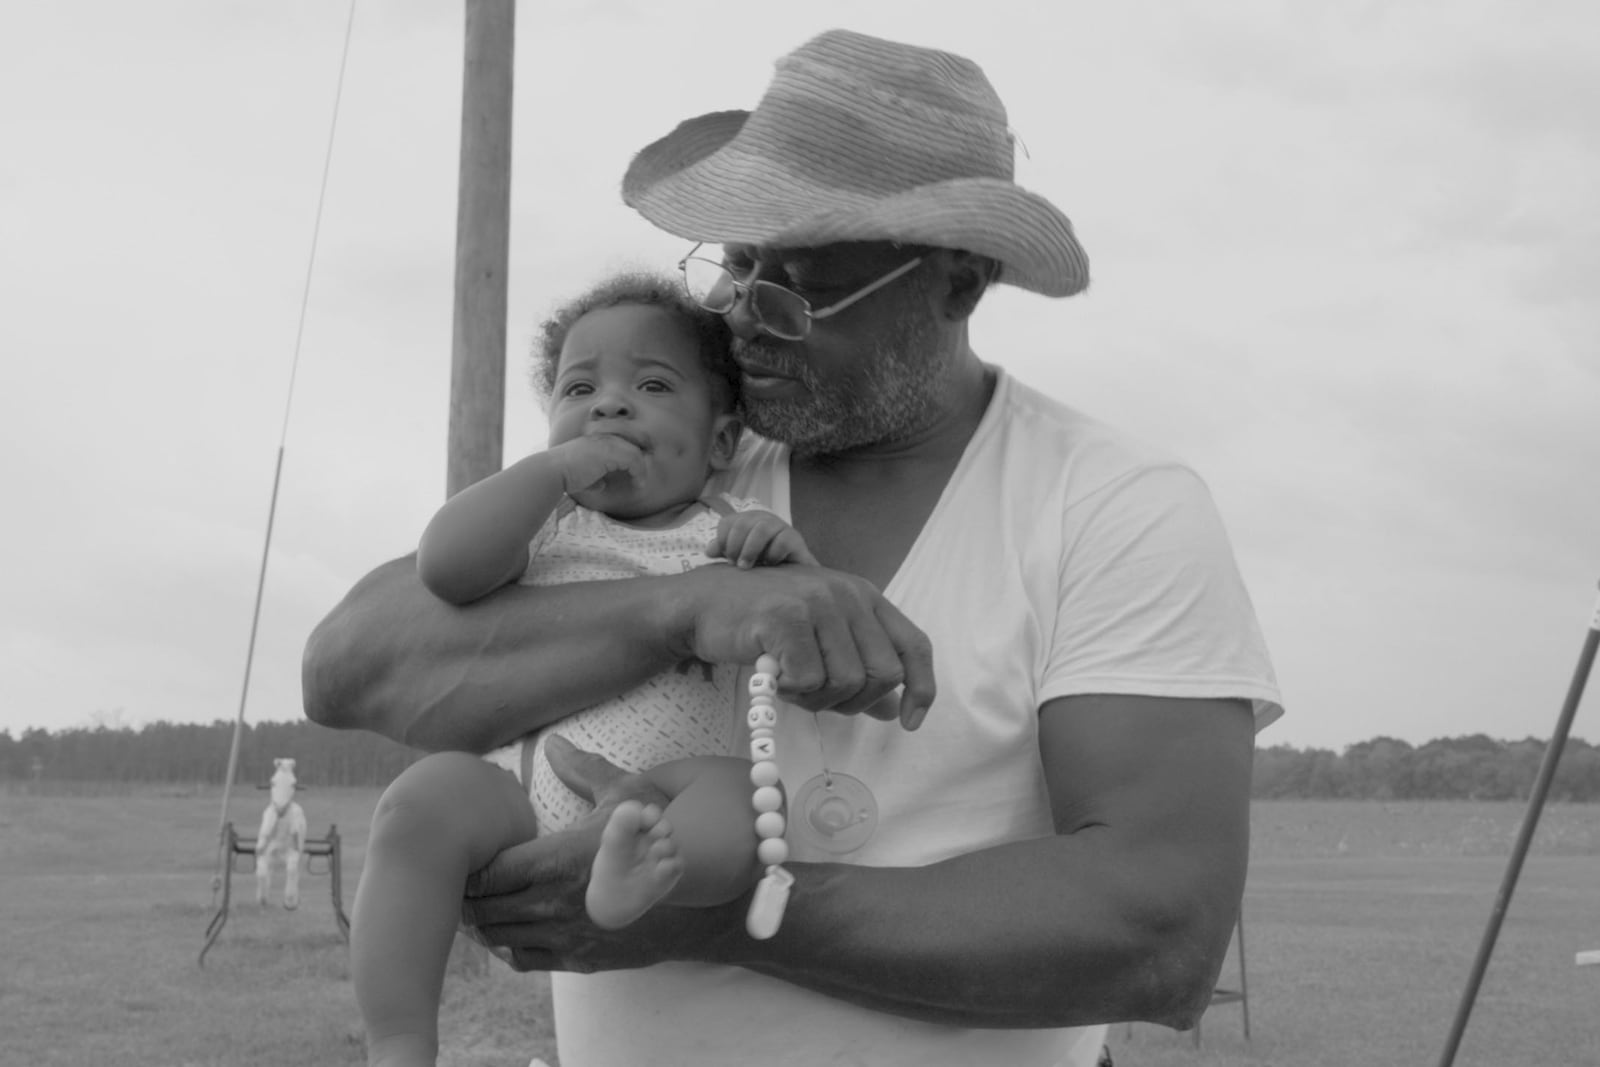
[708,413,742,470]
[939,250,999,322]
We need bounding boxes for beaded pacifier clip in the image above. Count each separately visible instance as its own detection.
[745,654,793,939]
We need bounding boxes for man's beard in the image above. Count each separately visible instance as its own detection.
[733,315,947,456]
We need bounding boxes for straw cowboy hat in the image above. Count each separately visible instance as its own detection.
[622,29,1089,298]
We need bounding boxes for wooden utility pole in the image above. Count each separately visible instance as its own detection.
[446,0,515,978]
[448,0,515,496]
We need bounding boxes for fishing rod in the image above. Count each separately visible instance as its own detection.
[210,0,357,903]
[1436,580,1600,1067]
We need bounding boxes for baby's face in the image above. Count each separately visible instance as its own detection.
[548,303,734,520]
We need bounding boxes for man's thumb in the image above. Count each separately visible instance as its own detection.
[544,735,624,803]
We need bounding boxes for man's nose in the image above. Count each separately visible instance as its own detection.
[722,284,762,339]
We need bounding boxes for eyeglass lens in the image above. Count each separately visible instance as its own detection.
[681,257,809,339]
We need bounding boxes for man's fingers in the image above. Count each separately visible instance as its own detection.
[809,607,876,711]
[835,605,910,719]
[762,611,827,703]
[461,842,524,902]
[507,946,560,973]
[878,598,935,729]
[461,832,578,907]
[684,565,932,723]
[819,599,932,726]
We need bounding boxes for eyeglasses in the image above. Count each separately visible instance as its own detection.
[677,243,924,341]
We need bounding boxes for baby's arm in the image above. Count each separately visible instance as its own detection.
[417,435,646,604]
[709,509,820,569]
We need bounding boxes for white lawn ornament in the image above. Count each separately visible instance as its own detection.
[255,757,308,909]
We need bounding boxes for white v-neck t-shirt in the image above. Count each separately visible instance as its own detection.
[548,369,1282,1067]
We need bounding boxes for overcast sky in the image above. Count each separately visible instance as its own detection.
[1,0,1596,753]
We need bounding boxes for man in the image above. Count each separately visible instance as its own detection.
[303,29,1282,1067]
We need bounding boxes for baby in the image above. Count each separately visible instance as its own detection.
[350,271,813,1067]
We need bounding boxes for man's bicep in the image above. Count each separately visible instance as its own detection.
[1039,694,1254,865]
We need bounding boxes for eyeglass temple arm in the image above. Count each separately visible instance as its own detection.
[677,242,707,270]
[807,257,924,321]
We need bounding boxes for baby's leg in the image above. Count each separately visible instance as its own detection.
[586,756,765,928]
[352,752,538,1067]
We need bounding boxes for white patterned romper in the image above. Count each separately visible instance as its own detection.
[483,493,756,834]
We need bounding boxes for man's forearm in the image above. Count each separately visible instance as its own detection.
[711,832,1242,1030]
[301,555,690,752]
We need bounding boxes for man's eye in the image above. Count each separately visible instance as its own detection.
[723,253,757,277]
[779,266,839,297]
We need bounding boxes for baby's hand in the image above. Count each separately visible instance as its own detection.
[709,510,819,569]
[553,435,647,495]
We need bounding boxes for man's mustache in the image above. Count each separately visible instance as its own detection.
[731,339,807,379]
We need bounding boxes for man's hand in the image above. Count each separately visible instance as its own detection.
[675,564,933,729]
[551,434,648,496]
[460,737,736,972]
[709,510,820,568]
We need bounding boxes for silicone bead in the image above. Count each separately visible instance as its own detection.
[750,760,781,788]
[755,811,786,838]
[748,692,776,707]
[748,674,778,697]
[748,704,778,729]
[755,654,779,677]
[750,737,776,761]
[752,785,783,813]
[757,836,789,866]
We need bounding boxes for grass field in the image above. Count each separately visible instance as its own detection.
[3,787,1597,1066]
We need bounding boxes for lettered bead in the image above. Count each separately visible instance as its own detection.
[748,674,778,698]
[755,654,779,677]
[755,811,786,838]
[757,837,789,866]
[750,737,776,761]
[752,785,783,813]
[747,704,778,729]
[750,760,781,788]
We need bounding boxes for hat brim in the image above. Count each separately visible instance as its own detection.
[623,111,1089,298]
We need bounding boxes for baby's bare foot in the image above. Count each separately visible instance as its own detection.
[587,801,683,929]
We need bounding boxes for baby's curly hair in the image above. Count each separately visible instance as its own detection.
[531,269,739,413]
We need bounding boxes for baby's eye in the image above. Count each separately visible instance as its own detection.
[639,378,673,393]
[560,381,593,398]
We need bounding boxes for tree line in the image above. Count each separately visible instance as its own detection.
[0,719,421,789]
[3,721,1600,801]
[1254,734,1600,801]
